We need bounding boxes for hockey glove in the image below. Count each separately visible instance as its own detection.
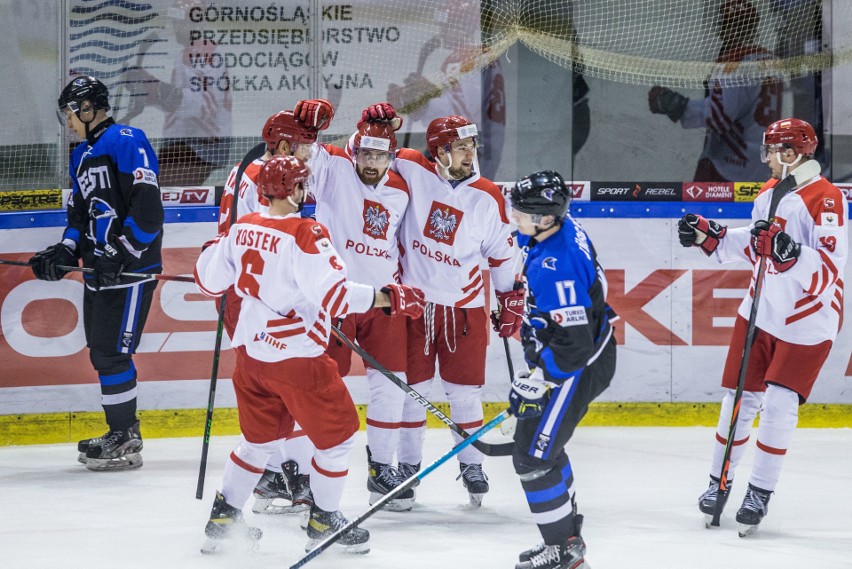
[294,99,334,130]
[648,86,689,123]
[382,283,426,319]
[492,287,525,338]
[678,214,726,256]
[509,368,548,419]
[93,238,130,289]
[29,242,77,281]
[750,220,800,272]
[361,102,403,131]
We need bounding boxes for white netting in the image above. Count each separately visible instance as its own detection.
[0,0,842,189]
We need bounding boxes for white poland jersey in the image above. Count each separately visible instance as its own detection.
[714,168,847,345]
[218,158,267,233]
[310,143,410,288]
[195,214,374,362]
[392,149,515,308]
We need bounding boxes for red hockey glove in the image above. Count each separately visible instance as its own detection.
[294,99,334,130]
[382,283,425,318]
[492,287,525,338]
[678,214,726,256]
[361,102,403,131]
[750,220,800,272]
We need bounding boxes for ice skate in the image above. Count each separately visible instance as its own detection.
[457,462,489,507]
[305,506,370,554]
[84,421,143,471]
[252,461,312,515]
[397,461,421,487]
[201,491,262,554]
[366,446,414,512]
[736,484,772,537]
[515,536,588,569]
[699,475,731,527]
[77,429,112,464]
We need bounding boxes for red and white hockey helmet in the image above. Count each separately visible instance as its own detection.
[426,115,478,159]
[353,121,398,154]
[761,118,818,161]
[257,155,310,201]
[262,110,318,151]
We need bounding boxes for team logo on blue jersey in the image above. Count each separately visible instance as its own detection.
[535,433,551,452]
[425,201,464,245]
[542,256,557,270]
[121,332,133,348]
[362,199,390,240]
[120,129,133,137]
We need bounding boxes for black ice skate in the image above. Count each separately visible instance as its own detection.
[305,506,370,554]
[77,429,111,464]
[201,491,262,554]
[699,475,732,526]
[83,421,143,471]
[736,483,772,537]
[252,461,313,515]
[515,536,588,569]
[397,461,421,489]
[366,446,414,512]
[457,462,489,507]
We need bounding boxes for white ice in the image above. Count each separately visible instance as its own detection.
[2,427,850,569]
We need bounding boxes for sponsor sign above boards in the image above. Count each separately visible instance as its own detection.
[591,182,682,201]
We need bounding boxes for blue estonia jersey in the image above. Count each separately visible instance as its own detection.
[65,120,164,286]
[517,214,614,382]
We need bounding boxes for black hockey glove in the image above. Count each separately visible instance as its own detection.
[93,238,130,289]
[29,242,77,281]
[648,86,688,122]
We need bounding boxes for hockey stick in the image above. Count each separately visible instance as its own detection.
[710,159,821,527]
[0,258,194,283]
[195,141,267,500]
[499,336,519,438]
[289,408,511,569]
[330,325,515,457]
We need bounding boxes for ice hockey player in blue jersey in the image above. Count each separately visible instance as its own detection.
[29,76,163,471]
[507,170,618,569]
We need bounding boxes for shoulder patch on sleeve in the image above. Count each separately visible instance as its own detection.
[133,167,158,185]
[549,306,588,327]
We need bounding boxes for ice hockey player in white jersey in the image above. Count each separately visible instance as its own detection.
[355,102,523,506]
[508,170,617,569]
[294,98,416,511]
[195,155,425,554]
[217,109,322,516]
[679,118,847,536]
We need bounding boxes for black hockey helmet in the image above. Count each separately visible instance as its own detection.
[57,76,110,124]
[511,170,571,219]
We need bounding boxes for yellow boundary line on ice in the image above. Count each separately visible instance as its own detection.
[2,402,851,446]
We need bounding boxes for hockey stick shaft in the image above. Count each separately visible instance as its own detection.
[0,258,194,283]
[330,324,514,457]
[289,409,511,569]
[195,141,267,500]
[710,160,820,526]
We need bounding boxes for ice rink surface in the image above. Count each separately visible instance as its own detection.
[2,426,850,569]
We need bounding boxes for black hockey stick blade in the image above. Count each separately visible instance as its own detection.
[330,325,515,457]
